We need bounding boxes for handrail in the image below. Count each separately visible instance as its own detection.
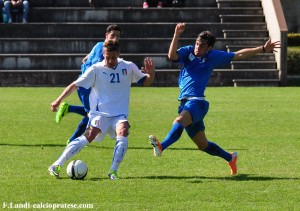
[261,0,288,85]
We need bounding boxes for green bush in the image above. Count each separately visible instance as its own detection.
[288,33,300,46]
[287,47,300,74]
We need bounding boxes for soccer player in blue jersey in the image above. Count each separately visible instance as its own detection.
[55,24,121,145]
[149,23,281,175]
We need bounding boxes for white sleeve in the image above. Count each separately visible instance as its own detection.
[130,62,147,83]
[74,66,96,89]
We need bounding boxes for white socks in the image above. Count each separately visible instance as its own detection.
[110,136,128,172]
[54,135,89,167]
[53,135,128,174]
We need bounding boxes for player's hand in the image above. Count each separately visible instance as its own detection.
[142,57,155,86]
[175,23,186,36]
[263,39,281,53]
[143,57,155,75]
[50,100,60,112]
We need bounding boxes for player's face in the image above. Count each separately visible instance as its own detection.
[106,30,121,42]
[194,38,211,57]
[103,50,119,68]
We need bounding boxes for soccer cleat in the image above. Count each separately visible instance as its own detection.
[48,165,61,178]
[157,1,163,8]
[108,170,119,180]
[143,1,149,8]
[228,152,238,175]
[149,135,162,157]
[55,102,69,123]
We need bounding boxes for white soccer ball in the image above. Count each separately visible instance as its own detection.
[66,160,88,180]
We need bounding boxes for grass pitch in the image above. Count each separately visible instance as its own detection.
[0,87,300,210]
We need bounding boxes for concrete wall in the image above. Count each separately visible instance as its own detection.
[280,0,300,32]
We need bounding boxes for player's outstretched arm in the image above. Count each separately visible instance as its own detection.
[142,57,156,87]
[168,23,185,61]
[50,82,78,112]
[233,38,281,61]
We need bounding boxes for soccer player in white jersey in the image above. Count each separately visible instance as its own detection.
[48,40,156,180]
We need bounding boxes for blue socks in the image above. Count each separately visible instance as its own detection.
[69,116,89,142]
[160,122,231,163]
[68,105,87,116]
[161,122,184,150]
[204,141,232,162]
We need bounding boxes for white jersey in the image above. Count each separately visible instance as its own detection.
[75,58,147,117]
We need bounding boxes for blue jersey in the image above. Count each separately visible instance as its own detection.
[81,42,105,74]
[176,45,235,99]
[78,41,105,112]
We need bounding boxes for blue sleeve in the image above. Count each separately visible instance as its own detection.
[89,42,104,63]
[81,42,104,74]
[176,45,194,65]
[211,50,235,68]
[137,76,147,85]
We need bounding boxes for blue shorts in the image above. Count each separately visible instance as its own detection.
[77,87,91,112]
[178,99,209,138]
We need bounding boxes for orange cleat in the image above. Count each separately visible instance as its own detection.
[149,135,162,157]
[228,152,238,175]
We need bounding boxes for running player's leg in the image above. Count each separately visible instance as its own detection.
[108,117,129,180]
[68,116,89,144]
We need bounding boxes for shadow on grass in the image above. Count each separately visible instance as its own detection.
[87,174,300,182]
[0,143,248,152]
[0,143,66,147]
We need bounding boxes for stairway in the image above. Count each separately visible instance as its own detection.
[217,0,280,86]
[0,0,280,86]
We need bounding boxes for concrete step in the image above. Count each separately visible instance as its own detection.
[222,30,268,38]
[226,44,269,52]
[0,69,279,87]
[239,53,275,61]
[0,53,275,70]
[0,54,83,70]
[0,70,80,87]
[210,69,279,86]
[216,0,261,8]
[0,23,267,38]
[0,69,182,87]
[231,61,277,69]
[0,38,268,54]
[0,0,278,87]
[232,79,280,87]
[27,7,263,23]
[219,14,265,23]
[0,53,183,70]
[29,0,218,7]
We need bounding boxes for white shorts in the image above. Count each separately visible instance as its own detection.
[88,114,128,142]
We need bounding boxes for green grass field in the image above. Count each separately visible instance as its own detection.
[1,87,300,210]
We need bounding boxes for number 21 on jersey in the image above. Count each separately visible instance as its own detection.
[110,73,120,83]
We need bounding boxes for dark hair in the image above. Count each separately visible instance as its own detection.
[103,40,120,52]
[197,31,216,47]
[106,24,121,33]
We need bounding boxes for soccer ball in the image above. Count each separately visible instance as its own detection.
[66,160,88,180]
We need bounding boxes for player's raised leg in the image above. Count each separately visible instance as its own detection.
[48,135,89,177]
